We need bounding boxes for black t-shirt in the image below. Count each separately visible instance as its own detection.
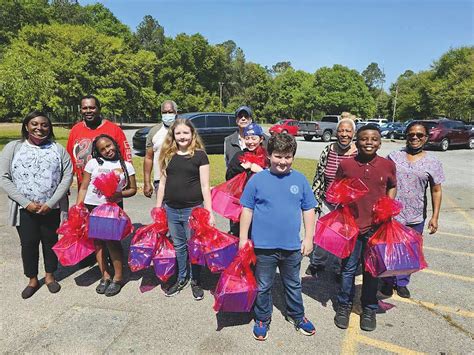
[164,150,209,209]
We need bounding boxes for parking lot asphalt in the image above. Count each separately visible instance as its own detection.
[1,137,473,353]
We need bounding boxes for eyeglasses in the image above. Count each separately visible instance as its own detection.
[407,133,426,139]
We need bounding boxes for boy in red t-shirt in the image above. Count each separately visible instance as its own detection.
[333,124,397,332]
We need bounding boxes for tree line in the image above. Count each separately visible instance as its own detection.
[0,0,472,122]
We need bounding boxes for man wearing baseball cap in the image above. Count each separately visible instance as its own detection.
[224,105,268,166]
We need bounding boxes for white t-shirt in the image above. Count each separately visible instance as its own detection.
[84,158,135,206]
[152,125,168,181]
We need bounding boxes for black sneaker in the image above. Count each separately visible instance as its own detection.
[334,303,352,329]
[396,286,411,298]
[191,280,204,301]
[380,282,394,297]
[360,308,377,331]
[165,277,190,297]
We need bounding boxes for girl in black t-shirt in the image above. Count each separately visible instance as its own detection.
[156,119,214,300]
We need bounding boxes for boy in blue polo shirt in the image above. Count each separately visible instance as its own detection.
[239,133,317,341]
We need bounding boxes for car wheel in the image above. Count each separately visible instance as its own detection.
[469,137,474,149]
[303,135,313,141]
[440,138,449,151]
[389,132,395,139]
[321,130,332,142]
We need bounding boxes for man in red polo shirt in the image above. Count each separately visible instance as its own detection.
[67,95,132,187]
[333,124,397,332]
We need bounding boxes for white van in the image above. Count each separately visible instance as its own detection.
[368,118,388,125]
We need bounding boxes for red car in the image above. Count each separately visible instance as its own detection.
[419,119,474,151]
[269,119,299,136]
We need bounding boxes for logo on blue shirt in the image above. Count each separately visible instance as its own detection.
[290,185,299,194]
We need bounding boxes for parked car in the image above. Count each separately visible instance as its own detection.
[418,119,474,151]
[132,112,237,156]
[380,122,403,139]
[298,115,341,142]
[269,119,299,136]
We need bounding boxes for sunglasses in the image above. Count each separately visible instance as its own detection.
[407,133,426,139]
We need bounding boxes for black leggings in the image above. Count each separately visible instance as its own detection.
[16,209,60,278]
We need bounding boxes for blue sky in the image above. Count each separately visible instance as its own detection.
[80,0,473,87]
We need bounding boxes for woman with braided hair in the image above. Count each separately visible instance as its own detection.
[76,134,137,296]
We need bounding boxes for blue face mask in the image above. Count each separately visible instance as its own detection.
[162,113,176,127]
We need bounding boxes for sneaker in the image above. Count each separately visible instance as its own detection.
[360,308,377,331]
[286,316,316,336]
[334,303,352,329]
[380,282,394,297]
[165,277,190,297]
[253,320,270,341]
[96,279,111,295]
[191,280,204,301]
[396,286,411,298]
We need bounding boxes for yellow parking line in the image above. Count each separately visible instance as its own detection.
[392,294,474,318]
[436,231,474,240]
[421,269,474,283]
[424,246,474,257]
[444,196,474,226]
[340,315,359,354]
[357,335,426,355]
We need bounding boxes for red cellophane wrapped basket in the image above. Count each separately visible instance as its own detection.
[213,240,258,313]
[364,197,428,277]
[128,207,168,272]
[188,207,238,272]
[88,172,133,241]
[53,203,94,266]
[211,147,268,222]
[314,178,369,258]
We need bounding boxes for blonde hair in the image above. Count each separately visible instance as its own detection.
[158,118,205,174]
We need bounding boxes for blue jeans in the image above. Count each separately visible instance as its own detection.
[254,249,305,322]
[337,229,379,310]
[384,221,425,287]
[164,204,201,283]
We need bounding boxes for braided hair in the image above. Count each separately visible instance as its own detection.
[91,134,130,189]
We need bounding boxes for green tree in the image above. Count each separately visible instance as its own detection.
[0,0,49,51]
[362,62,385,91]
[133,15,165,55]
[313,65,376,117]
[271,61,292,75]
[264,68,316,121]
[430,46,474,119]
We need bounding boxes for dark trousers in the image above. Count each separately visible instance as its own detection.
[337,229,379,310]
[254,248,305,322]
[16,209,60,278]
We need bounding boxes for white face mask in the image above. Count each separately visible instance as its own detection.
[162,113,176,126]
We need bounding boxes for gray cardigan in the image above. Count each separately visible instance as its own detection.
[0,140,73,226]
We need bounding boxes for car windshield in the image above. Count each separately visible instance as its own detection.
[423,122,438,130]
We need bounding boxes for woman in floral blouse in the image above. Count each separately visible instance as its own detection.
[381,121,444,299]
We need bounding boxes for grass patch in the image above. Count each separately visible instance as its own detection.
[1,123,317,186]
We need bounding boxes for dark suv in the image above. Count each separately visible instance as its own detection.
[417,119,474,151]
[132,112,237,156]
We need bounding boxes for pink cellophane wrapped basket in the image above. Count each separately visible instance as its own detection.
[152,235,176,282]
[88,202,133,241]
[53,204,94,266]
[213,240,257,313]
[314,178,369,258]
[188,207,238,272]
[364,197,428,277]
[128,207,168,272]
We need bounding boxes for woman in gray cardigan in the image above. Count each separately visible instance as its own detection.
[0,111,73,299]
